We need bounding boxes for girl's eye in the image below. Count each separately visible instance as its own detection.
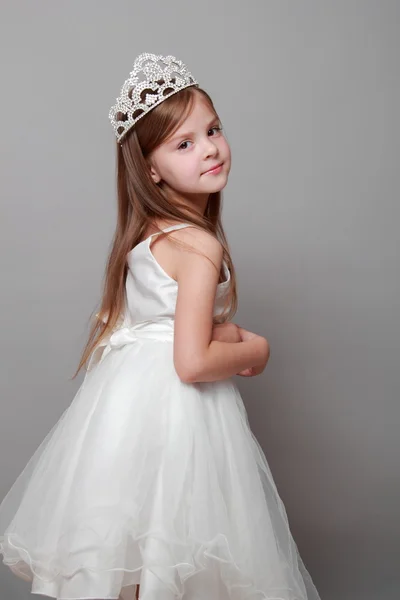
[178,140,192,151]
[209,126,223,136]
[177,126,223,151]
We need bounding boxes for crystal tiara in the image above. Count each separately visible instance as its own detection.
[109,52,199,143]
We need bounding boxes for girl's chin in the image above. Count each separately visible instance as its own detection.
[211,176,229,191]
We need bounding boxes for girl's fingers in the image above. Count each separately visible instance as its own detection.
[237,367,254,376]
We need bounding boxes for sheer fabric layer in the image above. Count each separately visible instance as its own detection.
[0,341,320,599]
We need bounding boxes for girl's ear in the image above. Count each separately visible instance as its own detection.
[147,160,161,184]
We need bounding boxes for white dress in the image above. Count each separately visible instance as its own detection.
[0,223,321,600]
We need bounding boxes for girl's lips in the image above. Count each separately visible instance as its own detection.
[203,162,223,175]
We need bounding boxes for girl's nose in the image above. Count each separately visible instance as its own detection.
[203,140,218,158]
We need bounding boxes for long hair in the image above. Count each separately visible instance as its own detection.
[71,86,238,379]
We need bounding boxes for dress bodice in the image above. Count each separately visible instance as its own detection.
[88,224,231,370]
[123,223,231,326]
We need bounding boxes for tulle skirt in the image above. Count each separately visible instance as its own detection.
[0,337,321,599]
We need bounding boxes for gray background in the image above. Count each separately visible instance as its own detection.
[1,1,399,599]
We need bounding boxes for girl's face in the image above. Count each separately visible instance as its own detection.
[148,93,231,208]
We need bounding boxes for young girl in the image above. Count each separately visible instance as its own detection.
[0,53,321,600]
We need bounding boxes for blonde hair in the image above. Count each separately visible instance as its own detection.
[71,86,237,379]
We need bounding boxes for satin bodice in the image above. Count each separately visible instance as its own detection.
[123,223,231,326]
[87,224,231,370]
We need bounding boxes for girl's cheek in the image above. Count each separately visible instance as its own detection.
[222,139,231,156]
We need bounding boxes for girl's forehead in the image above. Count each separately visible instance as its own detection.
[189,95,215,118]
[177,101,218,131]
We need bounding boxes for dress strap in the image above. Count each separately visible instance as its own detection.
[147,222,194,245]
[153,222,193,235]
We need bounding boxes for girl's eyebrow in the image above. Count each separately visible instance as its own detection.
[168,117,220,144]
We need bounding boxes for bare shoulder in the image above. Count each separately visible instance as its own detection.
[167,225,223,262]
[149,224,222,283]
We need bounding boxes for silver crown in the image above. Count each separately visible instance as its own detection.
[109,52,199,143]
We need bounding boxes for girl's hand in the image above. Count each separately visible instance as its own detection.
[236,326,270,377]
[236,326,259,342]
[211,323,269,377]
[211,322,241,343]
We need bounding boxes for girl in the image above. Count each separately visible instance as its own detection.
[0,53,321,600]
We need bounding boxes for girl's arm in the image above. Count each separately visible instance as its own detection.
[211,322,242,343]
[171,227,270,383]
[189,335,269,382]
[212,322,262,344]
[212,323,270,378]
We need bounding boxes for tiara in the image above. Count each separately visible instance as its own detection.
[109,52,199,143]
